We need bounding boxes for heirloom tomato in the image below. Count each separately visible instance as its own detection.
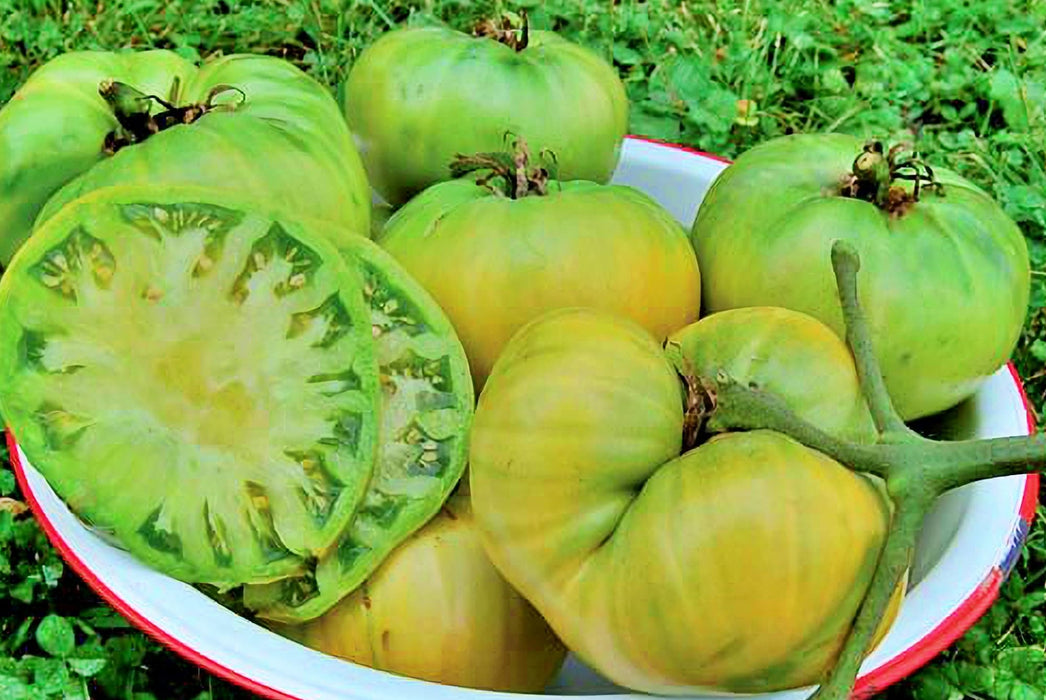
[666,307,876,444]
[244,232,473,623]
[0,186,472,598]
[469,308,901,694]
[0,188,382,586]
[275,493,566,691]
[343,23,627,205]
[691,134,1029,419]
[379,175,700,389]
[0,50,370,265]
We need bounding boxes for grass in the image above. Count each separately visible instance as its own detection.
[1,0,1044,698]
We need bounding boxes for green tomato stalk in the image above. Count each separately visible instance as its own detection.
[703,240,1044,700]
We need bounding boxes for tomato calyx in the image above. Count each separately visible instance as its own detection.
[839,141,943,217]
[100,79,245,155]
[473,10,530,51]
[702,240,1044,700]
[449,135,557,199]
[664,339,718,452]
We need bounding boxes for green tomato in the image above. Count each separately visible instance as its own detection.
[691,133,1030,420]
[0,186,383,586]
[666,307,876,444]
[469,308,899,694]
[379,179,700,390]
[244,231,474,623]
[0,185,471,597]
[344,26,628,205]
[0,50,370,265]
[272,493,566,691]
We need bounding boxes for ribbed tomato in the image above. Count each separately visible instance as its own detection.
[0,187,384,586]
[469,308,900,694]
[379,177,700,390]
[243,231,474,623]
[666,307,876,444]
[343,24,627,205]
[691,134,1029,419]
[0,50,370,264]
[273,493,567,692]
[0,185,472,601]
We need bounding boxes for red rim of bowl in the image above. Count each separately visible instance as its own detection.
[5,137,1041,700]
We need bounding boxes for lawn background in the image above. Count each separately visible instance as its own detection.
[1,0,1044,698]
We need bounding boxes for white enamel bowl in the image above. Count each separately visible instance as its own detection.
[7,136,1039,700]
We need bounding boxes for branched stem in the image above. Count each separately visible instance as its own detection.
[831,241,920,442]
[811,495,932,700]
[928,435,1046,492]
[704,238,1044,699]
[710,378,894,479]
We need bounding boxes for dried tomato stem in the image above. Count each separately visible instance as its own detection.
[449,152,519,198]
[473,10,530,51]
[99,80,244,155]
[449,136,552,199]
[841,142,941,216]
[707,239,1044,700]
[665,340,718,452]
[847,142,893,207]
[99,80,163,120]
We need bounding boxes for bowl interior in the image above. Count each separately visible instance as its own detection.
[10,137,1036,700]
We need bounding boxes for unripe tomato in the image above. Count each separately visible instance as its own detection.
[470,308,900,694]
[344,25,627,205]
[0,50,370,264]
[691,134,1029,419]
[380,179,700,390]
[275,494,567,692]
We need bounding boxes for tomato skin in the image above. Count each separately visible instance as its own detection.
[344,27,627,205]
[691,133,1030,420]
[469,308,897,694]
[0,50,370,264]
[275,494,567,692]
[379,180,701,389]
[667,307,876,443]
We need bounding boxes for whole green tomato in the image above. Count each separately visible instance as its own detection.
[273,493,567,692]
[0,50,370,264]
[379,174,700,390]
[469,308,901,695]
[343,23,627,205]
[666,307,876,444]
[691,134,1029,420]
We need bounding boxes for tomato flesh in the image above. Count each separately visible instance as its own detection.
[0,193,382,586]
